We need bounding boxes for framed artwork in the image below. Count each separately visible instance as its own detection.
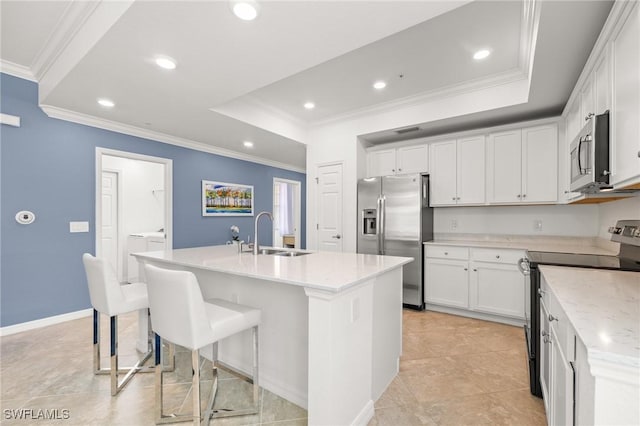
[202,180,254,216]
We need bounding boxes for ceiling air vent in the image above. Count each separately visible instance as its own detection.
[395,126,420,135]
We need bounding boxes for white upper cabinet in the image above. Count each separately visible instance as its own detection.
[367,144,428,177]
[593,45,611,116]
[429,140,457,205]
[522,125,559,203]
[612,2,640,188]
[488,124,558,204]
[429,136,485,206]
[456,136,486,205]
[488,129,523,203]
[367,149,396,177]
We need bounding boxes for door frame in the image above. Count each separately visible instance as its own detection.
[95,148,173,259]
[101,168,123,281]
[272,177,302,249]
[315,160,344,252]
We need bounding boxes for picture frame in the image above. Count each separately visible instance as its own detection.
[202,180,254,216]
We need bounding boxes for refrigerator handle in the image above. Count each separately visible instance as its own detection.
[380,195,386,255]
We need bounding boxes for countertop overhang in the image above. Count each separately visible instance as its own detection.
[132,245,412,293]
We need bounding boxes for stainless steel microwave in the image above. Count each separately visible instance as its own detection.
[569,110,610,193]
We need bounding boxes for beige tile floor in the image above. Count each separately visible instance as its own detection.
[369,310,547,426]
[1,309,545,426]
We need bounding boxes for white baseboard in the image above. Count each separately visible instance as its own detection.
[424,304,525,327]
[352,399,375,426]
[0,308,93,337]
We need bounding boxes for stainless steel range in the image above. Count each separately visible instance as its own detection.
[518,219,640,397]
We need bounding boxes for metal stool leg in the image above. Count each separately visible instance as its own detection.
[93,310,154,396]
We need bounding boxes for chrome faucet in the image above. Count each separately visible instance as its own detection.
[253,211,273,255]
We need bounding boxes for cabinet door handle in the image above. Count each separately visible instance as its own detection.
[392,169,395,172]
[495,255,500,259]
[473,268,477,272]
[398,168,402,172]
[538,289,545,297]
[541,331,548,337]
[548,314,558,322]
[444,252,448,255]
[464,267,468,271]
[452,197,456,201]
[603,170,610,176]
[517,194,522,198]
[522,194,526,198]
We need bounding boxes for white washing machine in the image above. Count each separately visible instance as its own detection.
[127,232,166,283]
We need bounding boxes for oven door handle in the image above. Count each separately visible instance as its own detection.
[577,136,584,174]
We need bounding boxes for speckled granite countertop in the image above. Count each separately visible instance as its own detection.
[424,234,618,255]
[539,265,640,368]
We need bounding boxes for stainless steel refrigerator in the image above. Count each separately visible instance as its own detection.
[357,174,433,309]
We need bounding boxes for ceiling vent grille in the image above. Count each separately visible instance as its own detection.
[395,126,420,135]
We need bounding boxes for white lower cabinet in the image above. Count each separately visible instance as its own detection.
[424,245,525,323]
[424,257,469,309]
[540,274,575,426]
[470,261,525,318]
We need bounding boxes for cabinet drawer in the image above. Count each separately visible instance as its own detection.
[425,245,469,260]
[471,247,525,264]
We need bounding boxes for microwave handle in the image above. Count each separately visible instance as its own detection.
[577,136,583,173]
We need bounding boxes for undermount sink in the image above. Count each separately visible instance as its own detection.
[257,248,285,255]
[274,251,311,257]
[256,248,311,257]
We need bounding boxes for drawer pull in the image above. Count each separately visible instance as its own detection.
[541,331,548,337]
[495,255,500,259]
[548,314,558,322]
[538,289,545,297]
[444,252,448,255]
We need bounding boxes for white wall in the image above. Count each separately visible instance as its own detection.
[102,155,165,236]
[434,204,599,236]
[597,196,640,238]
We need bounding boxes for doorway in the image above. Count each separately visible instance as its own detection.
[95,148,173,283]
[272,178,301,249]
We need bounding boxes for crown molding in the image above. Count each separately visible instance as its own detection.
[0,60,37,82]
[41,105,306,174]
[31,1,100,81]
[311,67,527,128]
[519,0,540,76]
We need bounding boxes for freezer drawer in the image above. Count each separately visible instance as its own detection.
[384,239,423,308]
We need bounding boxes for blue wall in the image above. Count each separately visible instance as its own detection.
[0,73,306,327]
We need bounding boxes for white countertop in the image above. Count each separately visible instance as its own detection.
[539,265,640,368]
[132,245,412,293]
[425,235,618,255]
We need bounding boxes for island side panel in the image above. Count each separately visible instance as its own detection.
[371,267,403,401]
[305,281,376,426]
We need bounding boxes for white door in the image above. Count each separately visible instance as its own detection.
[101,171,120,280]
[317,163,343,252]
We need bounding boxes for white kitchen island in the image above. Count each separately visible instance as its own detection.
[132,245,411,426]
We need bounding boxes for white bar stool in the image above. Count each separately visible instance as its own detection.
[144,264,261,426]
[83,253,159,395]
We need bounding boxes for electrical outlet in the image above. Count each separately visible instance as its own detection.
[451,219,458,230]
[534,220,543,232]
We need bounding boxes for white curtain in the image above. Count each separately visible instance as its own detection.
[278,183,294,235]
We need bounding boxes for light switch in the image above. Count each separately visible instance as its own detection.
[70,221,89,233]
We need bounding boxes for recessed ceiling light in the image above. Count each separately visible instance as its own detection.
[232,0,260,21]
[243,141,254,148]
[97,98,115,108]
[373,81,387,90]
[304,102,315,110]
[473,49,491,60]
[155,56,177,70]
